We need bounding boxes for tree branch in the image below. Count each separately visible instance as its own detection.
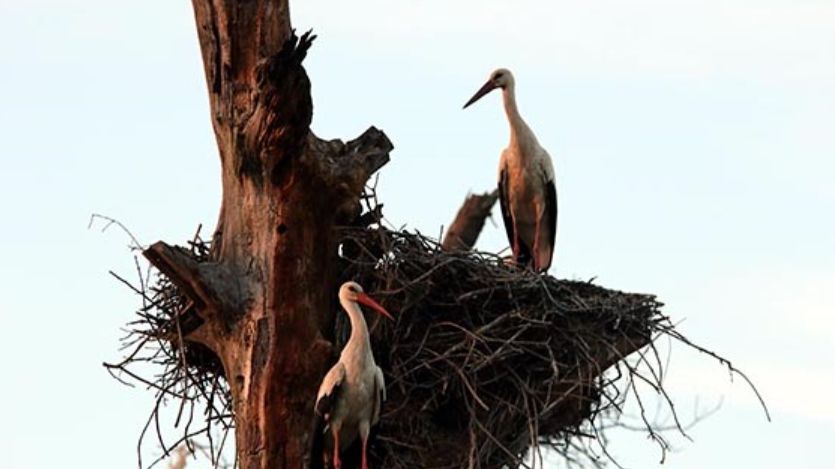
[442,189,499,251]
[144,242,247,322]
[307,127,393,222]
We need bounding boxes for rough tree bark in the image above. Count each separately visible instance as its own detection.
[144,2,392,468]
[441,189,499,251]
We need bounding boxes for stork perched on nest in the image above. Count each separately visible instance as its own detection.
[464,68,557,272]
[316,281,393,469]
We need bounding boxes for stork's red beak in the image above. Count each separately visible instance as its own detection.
[356,293,394,321]
[463,80,498,109]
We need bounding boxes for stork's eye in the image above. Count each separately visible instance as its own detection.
[494,72,504,80]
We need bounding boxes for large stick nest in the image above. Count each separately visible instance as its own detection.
[339,227,660,468]
[106,219,765,469]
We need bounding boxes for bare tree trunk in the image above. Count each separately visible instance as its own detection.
[144,2,392,468]
[442,190,499,251]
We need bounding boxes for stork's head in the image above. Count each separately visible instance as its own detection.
[339,281,394,321]
[463,68,514,109]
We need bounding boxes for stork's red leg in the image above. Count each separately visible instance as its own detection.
[513,235,520,262]
[332,428,341,469]
[510,211,520,262]
[362,435,369,469]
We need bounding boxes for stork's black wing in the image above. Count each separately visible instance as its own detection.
[542,177,558,270]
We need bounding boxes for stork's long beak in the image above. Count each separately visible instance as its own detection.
[463,80,498,109]
[356,293,394,321]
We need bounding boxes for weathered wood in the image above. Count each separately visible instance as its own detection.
[143,242,245,317]
[442,189,499,251]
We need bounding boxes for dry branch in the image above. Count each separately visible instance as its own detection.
[143,242,246,319]
[442,189,499,251]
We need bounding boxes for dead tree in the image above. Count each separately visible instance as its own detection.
[142,2,391,468]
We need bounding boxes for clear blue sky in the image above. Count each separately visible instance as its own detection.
[1,0,833,468]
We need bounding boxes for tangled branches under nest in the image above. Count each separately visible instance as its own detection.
[107,224,767,469]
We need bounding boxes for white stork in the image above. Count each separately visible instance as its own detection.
[315,281,393,469]
[464,68,557,272]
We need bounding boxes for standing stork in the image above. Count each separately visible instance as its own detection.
[316,281,393,469]
[464,68,557,272]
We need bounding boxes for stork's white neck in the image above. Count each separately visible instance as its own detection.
[502,84,533,149]
[342,298,370,354]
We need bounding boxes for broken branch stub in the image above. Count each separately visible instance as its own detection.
[144,242,247,317]
[442,189,500,251]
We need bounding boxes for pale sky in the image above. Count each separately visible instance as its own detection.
[1,0,833,468]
